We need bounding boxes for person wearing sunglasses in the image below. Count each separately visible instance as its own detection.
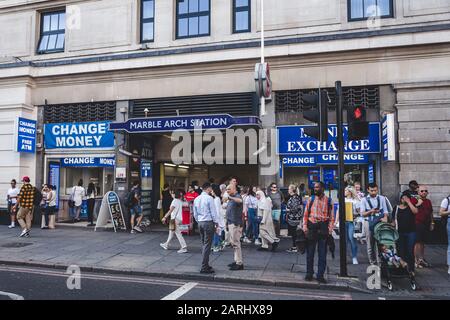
[413,186,434,268]
[268,183,284,237]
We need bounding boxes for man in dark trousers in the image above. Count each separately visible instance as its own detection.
[303,182,334,283]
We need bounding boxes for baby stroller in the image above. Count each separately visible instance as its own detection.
[373,223,417,291]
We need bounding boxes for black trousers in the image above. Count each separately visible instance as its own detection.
[87,198,96,224]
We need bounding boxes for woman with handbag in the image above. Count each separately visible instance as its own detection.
[160,190,188,253]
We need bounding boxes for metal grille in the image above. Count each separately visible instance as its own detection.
[132,92,258,117]
[275,86,379,113]
[43,101,116,124]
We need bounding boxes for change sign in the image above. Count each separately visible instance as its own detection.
[44,121,115,149]
[16,117,37,153]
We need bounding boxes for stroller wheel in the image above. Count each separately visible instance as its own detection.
[411,281,417,291]
[387,281,393,291]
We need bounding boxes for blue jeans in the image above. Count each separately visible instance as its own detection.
[246,208,257,239]
[306,237,327,278]
[398,231,416,272]
[213,232,221,247]
[346,222,358,259]
[447,219,450,266]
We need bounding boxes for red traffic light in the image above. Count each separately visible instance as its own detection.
[354,106,363,119]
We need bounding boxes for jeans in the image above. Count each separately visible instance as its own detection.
[447,219,450,266]
[306,236,327,278]
[246,208,257,239]
[398,231,416,272]
[87,198,95,224]
[364,219,376,263]
[346,222,358,259]
[213,231,222,247]
[199,221,215,271]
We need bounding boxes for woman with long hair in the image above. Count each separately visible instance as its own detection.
[160,190,188,253]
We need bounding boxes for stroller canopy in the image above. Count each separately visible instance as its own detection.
[374,222,399,247]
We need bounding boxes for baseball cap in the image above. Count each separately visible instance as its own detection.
[22,176,30,183]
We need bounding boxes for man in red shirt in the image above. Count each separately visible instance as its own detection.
[414,185,434,268]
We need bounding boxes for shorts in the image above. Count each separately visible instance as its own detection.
[415,223,429,243]
[272,210,281,221]
[130,205,142,216]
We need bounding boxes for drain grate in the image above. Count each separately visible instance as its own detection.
[1,242,33,248]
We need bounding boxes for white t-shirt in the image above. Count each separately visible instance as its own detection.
[48,190,57,207]
[72,186,86,207]
[170,198,183,221]
[7,187,19,205]
[440,197,450,210]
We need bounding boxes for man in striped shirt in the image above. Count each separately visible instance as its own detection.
[303,181,334,284]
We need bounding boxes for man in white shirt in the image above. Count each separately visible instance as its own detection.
[360,183,389,265]
[7,179,19,228]
[193,182,219,274]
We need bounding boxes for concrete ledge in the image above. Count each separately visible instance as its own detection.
[0,259,369,294]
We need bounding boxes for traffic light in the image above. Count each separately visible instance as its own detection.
[348,104,369,140]
[302,89,329,142]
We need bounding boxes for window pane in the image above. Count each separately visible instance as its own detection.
[235,11,248,31]
[58,13,65,30]
[178,18,188,37]
[189,0,199,13]
[199,15,209,34]
[43,15,51,32]
[47,34,57,50]
[199,0,209,11]
[143,0,154,19]
[189,16,199,35]
[378,0,391,16]
[178,0,188,14]
[236,0,248,7]
[38,35,49,51]
[56,33,65,49]
[350,0,364,19]
[364,0,377,17]
[50,14,59,31]
[142,22,154,41]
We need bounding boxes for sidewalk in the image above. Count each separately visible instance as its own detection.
[0,225,449,296]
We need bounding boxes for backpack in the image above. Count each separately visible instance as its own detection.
[33,187,43,206]
[124,190,135,208]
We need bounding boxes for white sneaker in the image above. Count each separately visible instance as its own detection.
[19,229,28,237]
[133,226,143,233]
[448,266,450,275]
[254,239,261,246]
[160,243,168,250]
[352,258,359,265]
[177,248,188,254]
[8,224,15,229]
[243,237,252,244]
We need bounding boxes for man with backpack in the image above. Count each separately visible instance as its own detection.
[303,181,334,283]
[13,176,36,238]
[360,183,390,265]
[127,181,143,234]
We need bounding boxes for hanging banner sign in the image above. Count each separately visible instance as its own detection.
[60,157,115,168]
[277,122,381,155]
[95,191,126,232]
[382,114,396,161]
[48,162,60,209]
[44,121,115,149]
[368,162,375,184]
[109,114,261,133]
[282,154,368,167]
[16,117,37,153]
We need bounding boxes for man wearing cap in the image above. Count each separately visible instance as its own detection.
[13,176,35,237]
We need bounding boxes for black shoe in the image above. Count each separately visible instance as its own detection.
[305,274,313,281]
[229,264,244,271]
[228,262,237,268]
[257,247,269,251]
[317,277,327,284]
[200,268,215,274]
[271,241,279,251]
[87,223,95,227]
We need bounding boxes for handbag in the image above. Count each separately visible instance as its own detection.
[169,219,176,231]
[157,200,162,210]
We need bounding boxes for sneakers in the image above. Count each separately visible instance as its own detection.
[19,229,29,238]
[271,241,279,252]
[133,226,143,233]
[415,262,423,269]
[160,243,168,250]
[254,239,261,246]
[229,264,244,271]
[8,224,15,229]
[286,247,298,253]
[243,237,252,244]
[212,246,220,253]
[420,259,431,268]
[130,229,136,234]
[177,248,188,254]
[352,258,359,265]
[228,262,237,268]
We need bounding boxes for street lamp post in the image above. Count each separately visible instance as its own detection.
[260,0,266,116]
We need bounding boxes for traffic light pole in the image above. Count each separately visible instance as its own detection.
[336,81,348,277]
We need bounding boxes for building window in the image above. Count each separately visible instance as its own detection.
[233,0,250,33]
[348,0,393,21]
[37,10,65,54]
[141,0,154,43]
[176,0,210,39]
